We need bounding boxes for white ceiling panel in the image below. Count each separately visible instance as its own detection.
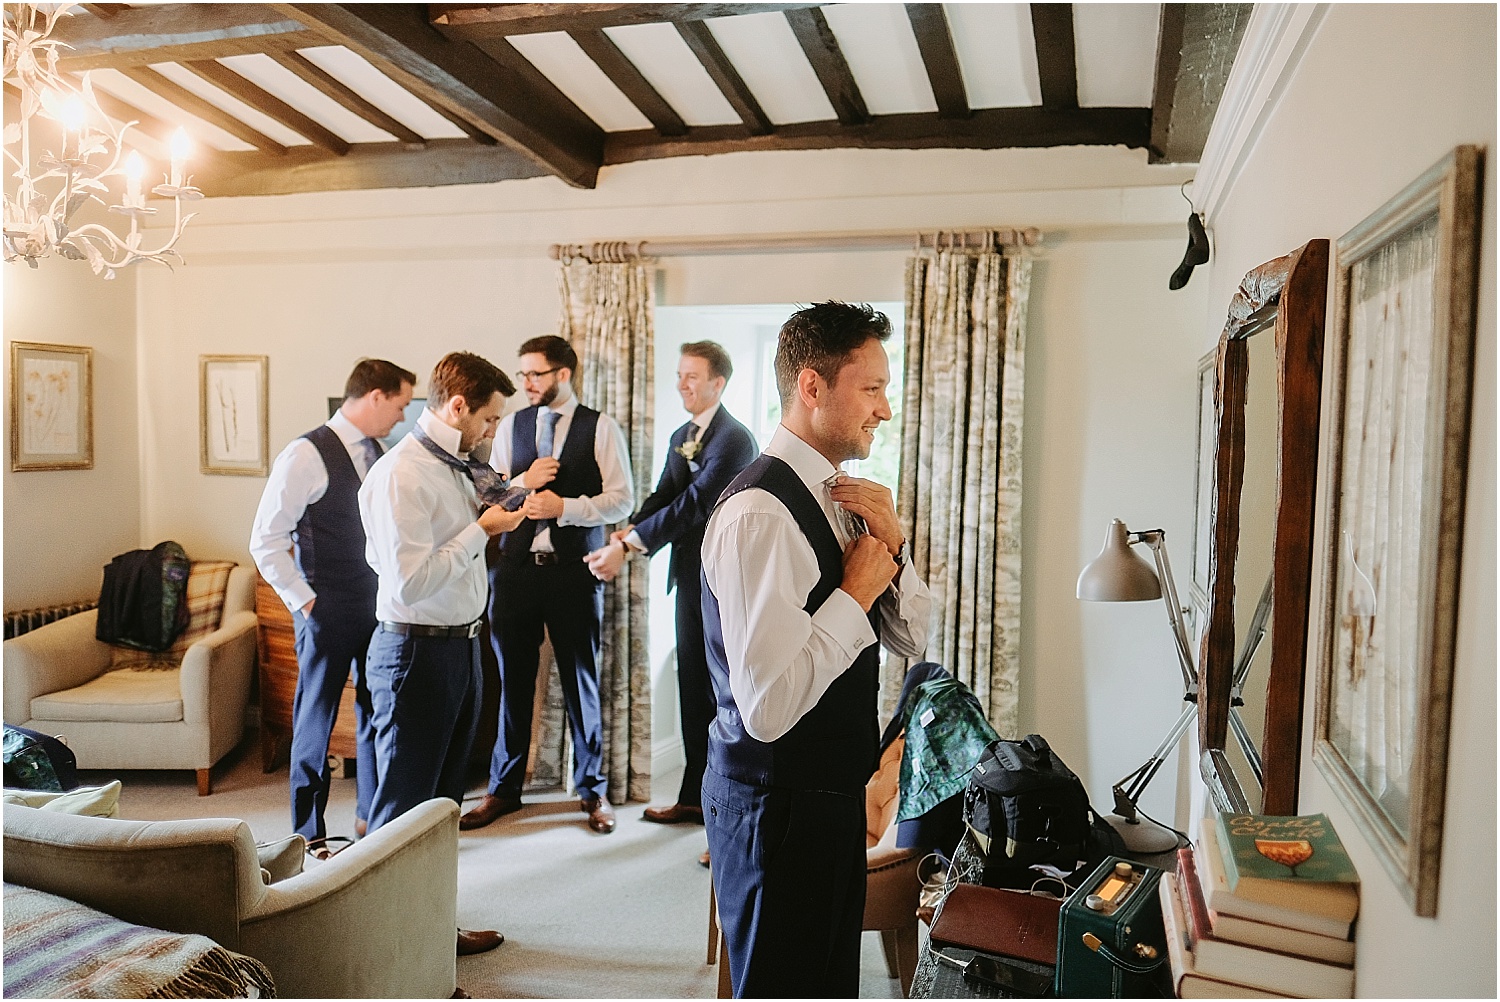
[1074,4,1159,107]
[702,11,833,125]
[945,3,1040,109]
[603,22,739,127]
[149,61,310,146]
[820,3,936,116]
[85,68,256,152]
[217,53,396,143]
[295,46,467,141]
[508,32,653,132]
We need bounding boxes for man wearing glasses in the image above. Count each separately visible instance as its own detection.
[461,336,635,835]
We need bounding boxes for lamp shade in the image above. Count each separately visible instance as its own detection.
[1077,519,1161,601]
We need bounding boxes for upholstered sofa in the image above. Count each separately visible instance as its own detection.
[3,798,460,998]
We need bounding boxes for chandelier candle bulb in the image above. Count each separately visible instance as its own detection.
[169,129,189,189]
[125,152,144,208]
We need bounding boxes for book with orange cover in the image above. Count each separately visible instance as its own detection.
[929,882,1060,967]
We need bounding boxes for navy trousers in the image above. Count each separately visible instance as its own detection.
[673,572,714,808]
[487,559,606,800]
[290,599,376,841]
[703,770,867,998]
[364,628,481,833]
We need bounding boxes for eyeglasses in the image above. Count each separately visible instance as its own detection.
[516,367,559,382]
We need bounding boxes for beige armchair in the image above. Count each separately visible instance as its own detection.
[3,798,460,999]
[3,563,257,795]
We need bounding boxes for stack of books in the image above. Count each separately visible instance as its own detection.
[1159,812,1359,998]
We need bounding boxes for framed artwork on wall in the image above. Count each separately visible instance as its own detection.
[200,354,269,476]
[10,341,93,472]
[1313,145,1484,916]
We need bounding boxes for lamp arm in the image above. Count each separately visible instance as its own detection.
[1134,530,1197,689]
[1226,707,1265,788]
[1112,700,1198,822]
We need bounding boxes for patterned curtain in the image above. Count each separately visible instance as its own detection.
[526,253,654,803]
[890,243,1032,737]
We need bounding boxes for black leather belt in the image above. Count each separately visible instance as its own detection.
[380,620,482,639]
[530,552,560,566]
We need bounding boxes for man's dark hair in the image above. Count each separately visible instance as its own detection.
[519,335,579,374]
[428,352,514,410]
[344,358,416,400]
[774,301,891,406]
[680,340,733,381]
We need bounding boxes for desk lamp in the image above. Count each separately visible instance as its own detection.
[1077,519,1197,853]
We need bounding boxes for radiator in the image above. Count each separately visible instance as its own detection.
[3,601,97,641]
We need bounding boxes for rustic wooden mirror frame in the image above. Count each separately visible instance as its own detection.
[1198,239,1328,816]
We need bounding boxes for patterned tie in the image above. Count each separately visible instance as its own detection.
[359,437,383,479]
[536,410,562,537]
[823,473,867,544]
[410,424,527,509]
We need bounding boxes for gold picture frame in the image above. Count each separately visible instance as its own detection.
[10,341,94,471]
[200,354,269,476]
[1313,145,1484,916]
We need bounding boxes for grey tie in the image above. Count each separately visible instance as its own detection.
[823,473,867,544]
[536,410,561,538]
[360,437,383,479]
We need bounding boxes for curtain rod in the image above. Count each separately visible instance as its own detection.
[548,228,1042,262]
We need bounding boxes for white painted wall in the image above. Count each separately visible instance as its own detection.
[3,259,141,608]
[1199,5,1496,995]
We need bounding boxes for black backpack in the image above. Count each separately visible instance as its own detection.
[95,541,192,652]
[963,734,1122,887]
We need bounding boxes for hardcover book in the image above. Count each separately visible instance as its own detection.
[1198,828,1354,940]
[1178,848,1355,965]
[1159,873,1294,999]
[1214,812,1360,922]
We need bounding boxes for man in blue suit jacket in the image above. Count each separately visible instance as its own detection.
[587,341,758,832]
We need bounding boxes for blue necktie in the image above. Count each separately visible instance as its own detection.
[410,425,526,509]
[536,410,561,539]
[360,437,383,479]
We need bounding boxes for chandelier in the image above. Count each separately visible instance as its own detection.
[3,2,201,278]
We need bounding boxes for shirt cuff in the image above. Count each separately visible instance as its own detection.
[456,521,489,560]
[623,530,647,554]
[815,588,879,655]
[511,472,528,489]
[279,581,316,614]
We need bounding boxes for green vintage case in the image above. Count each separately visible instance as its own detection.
[1054,857,1169,998]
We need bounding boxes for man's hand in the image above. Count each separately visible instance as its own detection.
[524,456,560,488]
[479,505,527,537]
[584,541,628,582]
[299,598,316,616]
[829,476,904,558]
[609,525,634,546]
[839,534,898,611]
[523,490,565,520]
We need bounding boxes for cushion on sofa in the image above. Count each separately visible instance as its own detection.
[30,668,184,723]
[2,781,122,817]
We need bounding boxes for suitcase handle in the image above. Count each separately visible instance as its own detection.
[1080,933,1166,977]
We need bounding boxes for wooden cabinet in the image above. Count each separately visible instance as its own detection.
[254,575,359,771]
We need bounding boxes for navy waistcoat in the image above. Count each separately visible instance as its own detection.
[701,455,881,795]
[296,425,377,605]
[499,404,606,560]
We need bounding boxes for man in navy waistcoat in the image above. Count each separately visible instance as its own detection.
[585,341,758,847]
[461,336,635,835]
[250,358,415,855]
[700,302,932,997]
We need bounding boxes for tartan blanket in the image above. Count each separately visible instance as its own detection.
[2,883,276,998]
[112,561,238,672]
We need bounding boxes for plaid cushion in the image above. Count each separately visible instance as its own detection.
[113,561,237,670]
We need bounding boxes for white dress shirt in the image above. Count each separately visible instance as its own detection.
[359,409,491,626]
[249,410,376,613]
[701,424,932,743]
[622,402,719,554]
[489,394,635,552]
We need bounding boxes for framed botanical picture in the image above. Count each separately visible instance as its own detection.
[10,341,93,471]
[200,354,269,476]
[1313,145,1483,916]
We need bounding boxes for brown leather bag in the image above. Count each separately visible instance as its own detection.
[929,882,1061,967]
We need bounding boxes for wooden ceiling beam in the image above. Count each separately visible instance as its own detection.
[1148,3,1252,164]
[569,28,686,137]
[81,4,131,19]
[88,87,179,147]
[429,3,821,38]
[784,7,868,126]
[189,138,549,197]
[675,20,772,136]
[1030,3,1078,111]
[51,5,314,72]
[181,59,351,156]
[905,3,969,120]
[269,49,428,149]
[119,65,288,155]
[274,3,603,187]
[604,106,1151,163]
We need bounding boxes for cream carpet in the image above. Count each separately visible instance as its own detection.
[91,735,905,999]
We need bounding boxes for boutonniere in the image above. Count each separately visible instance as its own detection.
[675,439,702,462]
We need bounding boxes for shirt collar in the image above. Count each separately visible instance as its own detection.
[545,394,579,420]
[417,407,465,459]
[691,403,720,434]
[764,424,841,493]
[327,409,366,447]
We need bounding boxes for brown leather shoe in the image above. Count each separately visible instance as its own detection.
[581,794,616,834]
[642,803,705,825]
[456,928,504,955]
[698,849,711,868]
[460,794,523,831]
